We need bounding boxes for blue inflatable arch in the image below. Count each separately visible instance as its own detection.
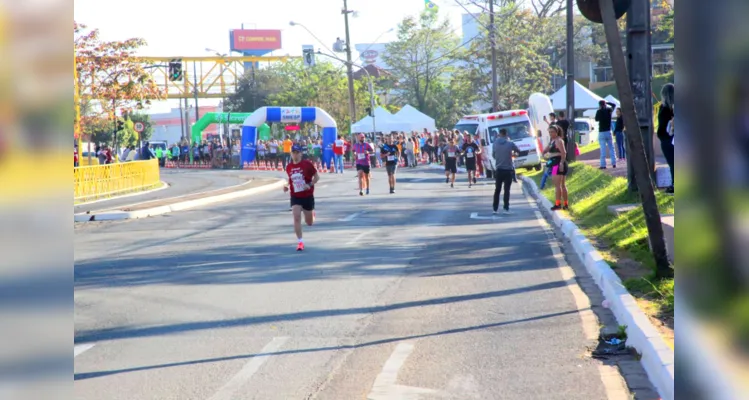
[241,107,338,170]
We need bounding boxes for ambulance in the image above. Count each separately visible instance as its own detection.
[454,94,554,178]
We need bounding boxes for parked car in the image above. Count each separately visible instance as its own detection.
[574,118,599,146]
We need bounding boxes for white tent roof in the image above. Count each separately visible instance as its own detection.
[351,115,376,133]
[549,81,605,111]
[604,95,620,107]
[394,104,437,132]
[351,106,416,133]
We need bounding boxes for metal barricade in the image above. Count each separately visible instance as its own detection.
[74,159,160,203]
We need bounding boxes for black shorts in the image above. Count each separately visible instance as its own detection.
[290,196,315,211]
[385,163,397,176]
[465,158,477,171]
[356,164,371,174]
[445,158,457,174]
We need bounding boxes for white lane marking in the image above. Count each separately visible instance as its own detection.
[347,229,377,245]
[469,212,498,220]
[368,342,441,400]
[74,344,95,358]
[411,178,429,182]
[208,337,289,400]
[339,212,362,222]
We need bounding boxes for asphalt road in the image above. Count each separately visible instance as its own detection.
[74,166,636,400]
[74,169,262,214]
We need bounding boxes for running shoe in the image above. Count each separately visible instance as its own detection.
[473,178,478,184]
[562,205,569,210]
[468,184,472,188]
[390,189,395,194]
[366,188,370,195]
[296,242,305,252]
[445,177,449,184]
[503,209,511,215]
[551,205,562,211]
[493,210,498,215]
[359,191,364,196]
[450,183,454,188]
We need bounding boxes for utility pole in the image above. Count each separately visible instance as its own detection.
[489,0,498,113]
[342,0,357,128]
[626,0,654,191]
[566,0,576,161]
[193,61,200,124]
[598,0,671,278]
[179,99,185,141]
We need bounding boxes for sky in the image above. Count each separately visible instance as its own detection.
[74,0,486,113]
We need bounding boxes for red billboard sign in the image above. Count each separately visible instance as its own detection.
[231,29,282,51]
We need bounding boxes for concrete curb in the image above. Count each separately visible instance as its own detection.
[521,176,674,400]
[74,180,285,222]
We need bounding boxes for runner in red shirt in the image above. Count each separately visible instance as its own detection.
[284,144,320,251]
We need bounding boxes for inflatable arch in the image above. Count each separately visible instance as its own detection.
[241,107,338,169]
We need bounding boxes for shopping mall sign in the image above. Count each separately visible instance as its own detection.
[231,29,282,51]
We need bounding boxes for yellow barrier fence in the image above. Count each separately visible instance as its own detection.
[74,160,161,203]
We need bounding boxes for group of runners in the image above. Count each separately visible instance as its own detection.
[282,124,570,251]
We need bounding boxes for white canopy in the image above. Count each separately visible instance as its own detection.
[394,104,437,132]
[605,95,620,107]
[549,81,605,111]
[351,106,416,133]
[351,115,376,133]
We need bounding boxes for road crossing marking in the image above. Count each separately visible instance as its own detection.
[339,212,363,222]
[74,343,95,358]
[368,342,441,400]
[347,229,377,245]
[208,337,289,400]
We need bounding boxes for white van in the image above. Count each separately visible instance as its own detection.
[574,118,598,146]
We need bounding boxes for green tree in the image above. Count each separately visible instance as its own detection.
[460,6,558,110]
[224,59,372,131]
[382,11,462,114]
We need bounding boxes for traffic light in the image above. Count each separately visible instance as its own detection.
[302,46,315,67]
[168,59,183,81]
[116,119,124,132]
[577,0,631,23]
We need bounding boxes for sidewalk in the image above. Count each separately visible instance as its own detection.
[578,137,672,188]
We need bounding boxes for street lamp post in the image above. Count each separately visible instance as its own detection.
[316,51,376,133]
[342,0,357,130]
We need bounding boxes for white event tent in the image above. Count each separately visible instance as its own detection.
[549,81,606,111]
[351,106,416,133]
[394,104,437,132]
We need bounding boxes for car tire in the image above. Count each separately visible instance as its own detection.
[534,164,542,171]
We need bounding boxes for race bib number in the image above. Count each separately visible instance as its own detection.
[357,153,366,160]
[448,152,456,158]
[466,152,474,158]
[291,172,306,193]
[387,155,395,161]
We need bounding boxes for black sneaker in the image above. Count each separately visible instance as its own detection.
[450,183,454,188]
[473,178,478,184]
[563,204,569,210]
[445,177,449,184]
[390,188,395,194]
[551,205,562,211]
[359,191,364,196]
[599,166,607,170]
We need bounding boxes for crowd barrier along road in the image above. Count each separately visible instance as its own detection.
[74,159,160,204]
